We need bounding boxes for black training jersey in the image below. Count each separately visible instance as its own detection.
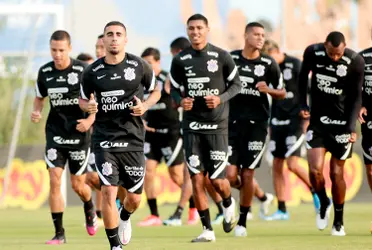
[80,54,156,152]
[299,43,364,133]
[229,50,283,122]
[145,70,180,132]
[35,59,89,149]
[170,43,241,134]
[271,54,302,120]
[360,47,372,112]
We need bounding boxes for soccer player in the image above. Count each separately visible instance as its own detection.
[138,47,195,226]
[262,39,320,220]
[31,30,98,244]
[226,22,285,237]
[170,14,241,242]
[299,31,364,236]
[79,21,160,250]
[77,53,94,64]
[95,34,105,59]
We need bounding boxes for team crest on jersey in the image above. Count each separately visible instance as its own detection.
[47,148,57,161]
[188,155,200,167]
[124,67,136,81]
[144,142,150,154]
[254,64,265,77]
[268,140,276,152]
[207,59,218,73]
[283,68,292,80]
[102,162,113,176]
[306,130,313,142]
[67,72,79,85]
[336,65,347,77]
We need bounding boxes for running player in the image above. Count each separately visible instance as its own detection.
[299,31,364,236]
[262,39,320,220]
[170,14,241,242]
[227,22,286,237]
[80,21,160,250]
[31,30,97,244]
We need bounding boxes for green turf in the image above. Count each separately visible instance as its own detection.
[0,203,371,250]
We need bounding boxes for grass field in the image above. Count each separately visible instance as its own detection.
[1,203,372,250]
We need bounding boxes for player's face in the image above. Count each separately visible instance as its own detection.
[245,27,265,50]
[142,55,161,71]
[325,42,346,62]
[50,39,71,66]
[267,48,280,63]
[187,20,209,46]
[103,25,127,55]
[95,38,105,58]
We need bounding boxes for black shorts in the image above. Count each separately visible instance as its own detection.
[45,146,90,176]
[269,117,305,158]
[228,120,268,169]
[95,150,145,194]
[144,131,184,167]
[184,132,228,179]
[361,121,372,164]
[306,123,352,160]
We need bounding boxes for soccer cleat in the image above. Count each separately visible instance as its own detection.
[331,224,346,236]
[246,212,253,221]
[163,215,182,226]
[234,225,247,237]
[112,246,122,250]
[46,234,66,245]
[137,215,162,226]
[316,199,332,230]
[191,229,216,242]
[211,213,224,225]
[222,197,237,233]
[312,193,321,213]
[85,209,98,236]
[187,208,199,225]
[264,210,290,221]
[260,193,274,216]
[118,217,132,245]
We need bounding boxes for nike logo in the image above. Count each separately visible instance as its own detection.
[184,66,193,70]
[109,234,117,238]
[316,64,325,68]
[253,154,258,158]
[46,77,54,81]
[97,75,106,80]
[214,161,223,169]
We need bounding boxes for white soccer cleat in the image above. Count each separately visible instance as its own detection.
[260,193,274,216]
[331,225,346,236]
[316,200,332,230]
[246,212,253,221]
[234,225,247,237]
[191,229,216,242]
[222,197,237,233]
[118,218,132,246]
[112,246,122,250]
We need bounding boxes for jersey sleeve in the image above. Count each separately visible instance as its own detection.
[80,68,94,100]
[219,52,241,103]
[345,55,364,133]
[267,60,283,90]
[298,45,314,110]
[141,60,156,91]
[361,54,368,108]
[169,57,185,105]
[35,68,48,98]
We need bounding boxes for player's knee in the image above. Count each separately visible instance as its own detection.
[71,178,84,195]
[126,193,141,209]
[171,174,183,187]
[309,166,322,179]
[210,179,224,193]
[49,177,62,193]
[330,167,344,182]
[241,168,254,180]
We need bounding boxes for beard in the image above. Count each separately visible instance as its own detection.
[108,49,120,55]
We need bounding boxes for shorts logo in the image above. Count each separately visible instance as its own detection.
[124,67,136,81]
[47,148,57,161]
[88,153,95,165]
[367,121,372,129]
[102,162,113,176]
[189,122,218,130]
[69,150,86,163]
[286,136,297,147]
[320,116,346,125]
[53,136,80,145]
[100,141,128,149]
[210,151,226,161]
[207,59,218,73]
[268,140,276,152]
[369,147,372,156]
[335,134,350,144]
[271,118,290,126]
[228,146,233,157]
[306,130,313,142]
[161,147,173,158]
[124,166,144,176]
[67,72,79,85]
[188,155,200,167]
[248,141,263,151]
[254,64,265,77]
[144,142,150,154]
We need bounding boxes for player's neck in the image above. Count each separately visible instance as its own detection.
[154,68,161,76]
[54,57,71,70]
[191,41,208,51]
[242,46,260,60]
[277,53,285,64]
[105,51,126,65]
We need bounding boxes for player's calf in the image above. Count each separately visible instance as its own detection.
[119,193,141,245]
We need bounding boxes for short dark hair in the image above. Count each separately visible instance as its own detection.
[77,53,94,62]
[50,30,71,44]
[104,21,127,33]
[245,22,265,33]
[141,47,161,61]
[325,31,346,47]
[97,34,104,39]
[187,14,208,26]
[170,37,191,51]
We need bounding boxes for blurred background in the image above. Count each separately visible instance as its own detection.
[0,0,370,210]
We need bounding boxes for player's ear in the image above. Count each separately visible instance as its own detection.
[124,36,128,46]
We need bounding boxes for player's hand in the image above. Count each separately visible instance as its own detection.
[204,95,221,109]
[256,81,270,93]
[76,118,93,132]
[349,132,357,143]
[130,96,148,116]
[299,110,310,119]
[181,97,194,111]
[87,94,98,114]
[31,111,42,123]
[358,107,367,124]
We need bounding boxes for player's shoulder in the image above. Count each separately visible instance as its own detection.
[343,48,363,65]
[125,52,146,68]
[71,58,87,72]
[158,70,168,81]
[305,43,326,57]
[259,53,276,66]
[230,50,242,60]
[173,46,193,63]
[85,57,105,75]
[359,47,372,58]
[284,54,301,66]
[38,61,54,74]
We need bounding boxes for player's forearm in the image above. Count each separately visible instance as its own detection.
[33,97,45,112]
[219,79,242,103]
[144,89,161,110]
[86,113,96,124]
[346,81,363,133]
[268,88,286,100]
[298,69,310,110]
[79,98,89,112]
